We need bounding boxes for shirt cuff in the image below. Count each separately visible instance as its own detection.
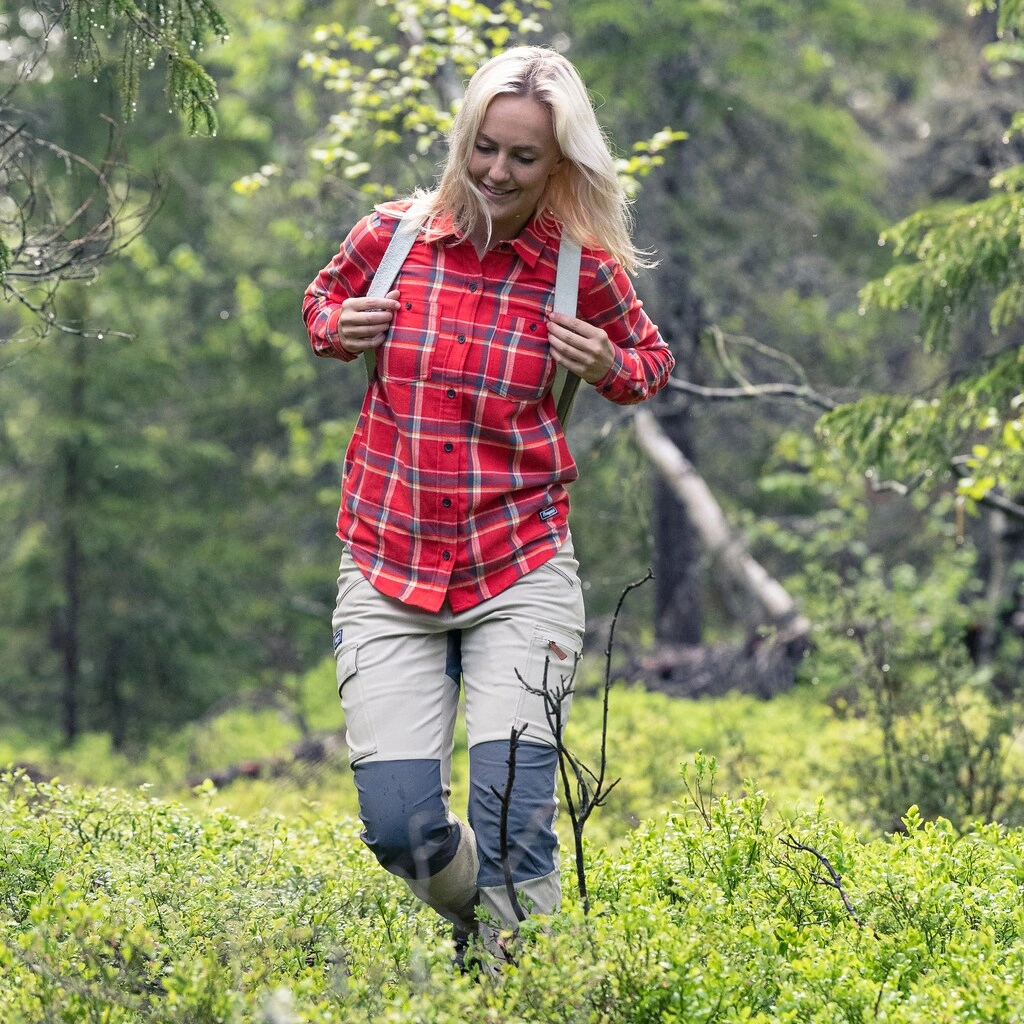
[325,307,358,361]
[593,349,647,403]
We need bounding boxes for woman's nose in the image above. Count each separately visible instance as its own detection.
[490,153,511,181]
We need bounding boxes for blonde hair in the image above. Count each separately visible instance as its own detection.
[420,46,651,273]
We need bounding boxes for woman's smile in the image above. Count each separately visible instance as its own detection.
[469,93,563,245]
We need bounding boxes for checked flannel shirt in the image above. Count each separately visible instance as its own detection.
[302,202,675,613]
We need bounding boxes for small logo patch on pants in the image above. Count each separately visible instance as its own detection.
[332,628,344,652]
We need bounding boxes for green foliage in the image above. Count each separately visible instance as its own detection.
[831,1,1024,503]
[817,347,1024,500]
[66,0,229,133]
[299,0,553,195]
[559,0,942,519]
[755,430,1024,834]
[0,0,350,745]
[8,761,1024,1022]
[860,167,1024,350]
[295,0,684,199]
[817,552,1024,831]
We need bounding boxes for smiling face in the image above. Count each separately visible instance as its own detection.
[468,93,563,246]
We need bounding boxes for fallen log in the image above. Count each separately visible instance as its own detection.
[185,727,347,791]
[631,408,812,697]
[632,628,812,700]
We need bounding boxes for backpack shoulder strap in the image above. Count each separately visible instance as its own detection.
[552,237,582,429]
[362,211,423,383]
[363,222,584,431]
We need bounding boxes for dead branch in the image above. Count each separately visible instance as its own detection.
[1,112,161,342]
[518,571,652,914]
[667,376,837,411]
[634,628,811,700]
[633,407,810,637]
[779,835,865,928]
[184,727,348,791]
[664,325,837,411]
[490,724,531,924]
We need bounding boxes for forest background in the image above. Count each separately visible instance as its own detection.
[4,0,1024,843]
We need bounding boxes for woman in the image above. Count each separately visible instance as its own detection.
[302,46,674,962]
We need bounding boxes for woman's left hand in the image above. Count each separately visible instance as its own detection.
[546,312,616,385]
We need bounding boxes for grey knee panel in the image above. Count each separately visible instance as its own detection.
[352,759,460,880]
[468,739,559,887]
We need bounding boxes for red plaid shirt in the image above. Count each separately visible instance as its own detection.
[302,203,674,613]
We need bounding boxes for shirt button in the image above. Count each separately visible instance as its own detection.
[446,388,456,398]
[444,442,454,453]
[457,334,466,344]
[469,283,478,293]
[442,497,452,508]
[442,550,451,561]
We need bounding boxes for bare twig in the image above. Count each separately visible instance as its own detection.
[517,570,653,913]
[779,835,865,927]
[1,113,161,343]
[667,376,837,411]
[665,324,838,411]
[489,724,530,924]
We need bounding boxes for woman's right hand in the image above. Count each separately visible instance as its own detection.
[337,289,401,353]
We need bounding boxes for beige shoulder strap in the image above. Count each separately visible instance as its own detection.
[363,226,583,428]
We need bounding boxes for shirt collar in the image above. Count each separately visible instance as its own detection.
[437,209,561,269]
[508,211,560,268]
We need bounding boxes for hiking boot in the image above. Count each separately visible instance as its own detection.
[453,925,473,974]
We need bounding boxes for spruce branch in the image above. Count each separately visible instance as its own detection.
[66,0,229,134]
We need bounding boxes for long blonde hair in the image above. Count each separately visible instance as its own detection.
[420,46,651,273]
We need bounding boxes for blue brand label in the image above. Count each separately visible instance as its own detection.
[332,628,344,652]
[539,505,559,522]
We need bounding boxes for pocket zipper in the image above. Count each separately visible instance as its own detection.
[547,640,569,661]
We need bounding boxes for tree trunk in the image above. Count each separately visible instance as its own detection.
[645,247,706,645]
[57,337,86,744]
[652,408,703,645]
[633,408,811,698]
[635,409,808,633]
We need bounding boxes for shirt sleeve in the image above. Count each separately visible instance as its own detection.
[301,211,391,362]
[577,256,675,405]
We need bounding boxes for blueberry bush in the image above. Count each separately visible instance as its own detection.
[5,756,1024,1023]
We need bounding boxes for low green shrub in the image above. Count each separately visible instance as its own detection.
[5,757,1024,1023]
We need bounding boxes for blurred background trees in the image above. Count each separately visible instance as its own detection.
[2,0,1024,826]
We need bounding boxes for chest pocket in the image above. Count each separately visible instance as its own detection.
[377,302,439,383]
[480,315,555,402]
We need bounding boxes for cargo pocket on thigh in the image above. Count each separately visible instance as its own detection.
[336,642,378,766]
[515,623,583,743]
